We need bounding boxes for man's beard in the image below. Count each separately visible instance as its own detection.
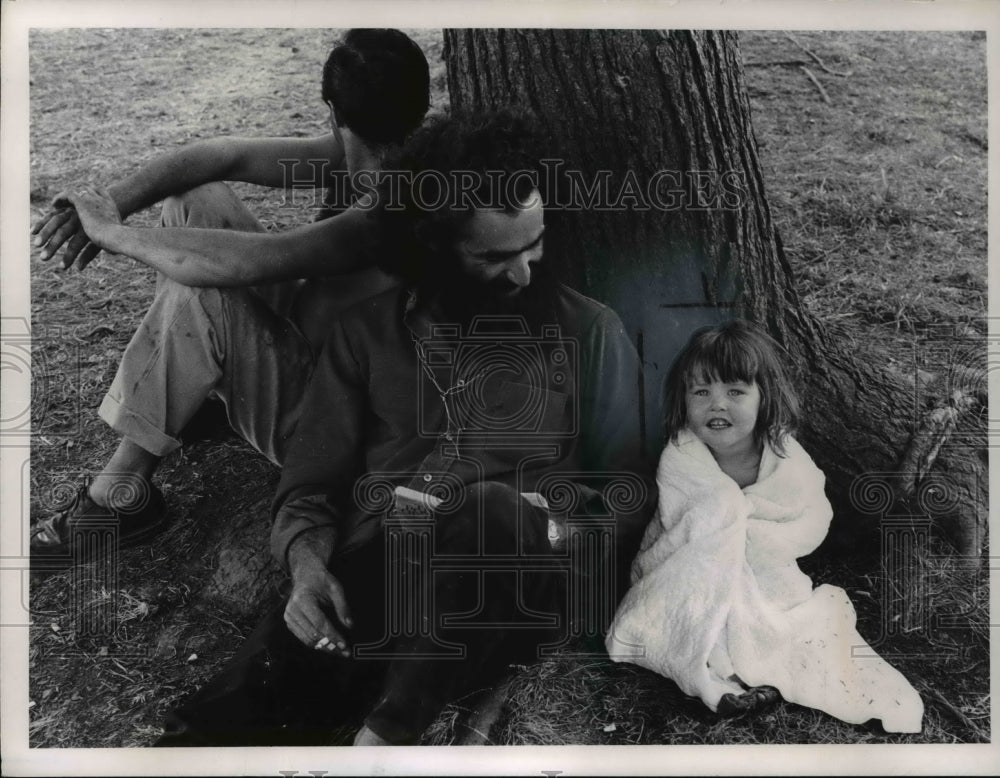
[434,263,560,332]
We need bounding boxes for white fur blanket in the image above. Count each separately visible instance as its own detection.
[606,430,923,733]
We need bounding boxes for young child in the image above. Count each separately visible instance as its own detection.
[606,320,923,733]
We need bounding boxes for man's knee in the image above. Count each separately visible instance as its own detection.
[160,182,262,231]
[138,277,231,354]
[442,481,549,554]
[460,481,522,525]
[152,273,221,310]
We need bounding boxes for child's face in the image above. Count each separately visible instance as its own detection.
[685,374,761,459]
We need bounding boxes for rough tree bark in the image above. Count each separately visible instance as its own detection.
[444,28,986,555]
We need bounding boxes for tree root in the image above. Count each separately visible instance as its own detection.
[895,389,979,499]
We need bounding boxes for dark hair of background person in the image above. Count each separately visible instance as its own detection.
[322,28,431,147]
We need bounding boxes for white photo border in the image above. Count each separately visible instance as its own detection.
[2,0,996,775]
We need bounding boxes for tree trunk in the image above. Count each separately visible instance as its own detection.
[444,29,985,554]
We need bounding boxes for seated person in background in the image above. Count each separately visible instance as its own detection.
[156,109,656,747]
[606,320,923,734]
[30,29,430,562]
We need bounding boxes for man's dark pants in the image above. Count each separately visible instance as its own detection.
[157,482,563,745]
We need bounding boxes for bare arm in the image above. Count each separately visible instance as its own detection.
[32,133,344,269]
[108,134,345,215]
[58,185,374,286]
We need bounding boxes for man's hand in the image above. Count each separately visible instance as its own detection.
[284,559,355,658]
[31,186,122,270]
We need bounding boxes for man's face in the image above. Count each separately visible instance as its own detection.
[452,191,545,299]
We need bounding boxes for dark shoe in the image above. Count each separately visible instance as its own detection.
[751,685,781,708]
[717,685,781,718]
[179,398,234,445]
[30,479,169,567]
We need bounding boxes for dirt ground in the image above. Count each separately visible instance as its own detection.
[26,29,988,747]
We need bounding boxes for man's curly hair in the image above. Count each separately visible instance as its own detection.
[371,109,549,286]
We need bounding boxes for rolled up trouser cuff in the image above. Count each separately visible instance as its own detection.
[99,392,183,457]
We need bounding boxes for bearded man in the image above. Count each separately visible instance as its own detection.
[157,110,655,746]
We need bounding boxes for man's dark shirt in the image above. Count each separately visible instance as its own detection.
[270,282,653,571]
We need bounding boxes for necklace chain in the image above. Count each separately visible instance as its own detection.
[411,333,488,446]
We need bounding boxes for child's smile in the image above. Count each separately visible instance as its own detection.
[686,377,761,459]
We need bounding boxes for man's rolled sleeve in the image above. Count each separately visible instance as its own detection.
[270,494,341,574]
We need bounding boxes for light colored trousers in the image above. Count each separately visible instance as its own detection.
[99,183,345,464]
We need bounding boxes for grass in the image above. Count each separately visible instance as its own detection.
[26,29,987,747]
[744,31,987,359]
[421,536,990,746]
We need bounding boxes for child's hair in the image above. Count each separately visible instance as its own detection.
[662,319,800,456]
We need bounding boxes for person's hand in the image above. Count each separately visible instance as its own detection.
[31,185,121,270]
[284,561,355,658]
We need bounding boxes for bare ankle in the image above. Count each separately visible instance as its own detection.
[88,473,151,511]
[87,476,112,508]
